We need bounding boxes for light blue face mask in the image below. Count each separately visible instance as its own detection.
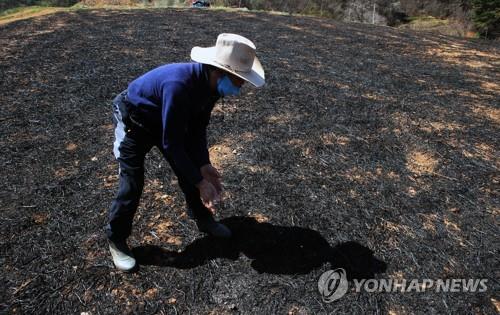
[217,75,241,97]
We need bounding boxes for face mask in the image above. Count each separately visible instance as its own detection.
[217,75,241,97]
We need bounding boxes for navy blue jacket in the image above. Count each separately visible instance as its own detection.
[126,63,219,185]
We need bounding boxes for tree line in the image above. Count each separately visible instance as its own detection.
[214,0,498,38]
[2,0,498,38]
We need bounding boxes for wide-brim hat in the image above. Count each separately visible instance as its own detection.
[191,33,265,87]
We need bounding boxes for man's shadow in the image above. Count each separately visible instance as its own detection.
[132,216,387,279]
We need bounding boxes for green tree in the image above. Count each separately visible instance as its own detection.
[471,0,500,37]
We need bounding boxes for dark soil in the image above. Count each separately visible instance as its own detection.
[1,8,499,314]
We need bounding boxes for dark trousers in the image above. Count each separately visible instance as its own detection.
[106,91,212,242]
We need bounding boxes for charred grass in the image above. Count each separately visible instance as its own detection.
[0,8,499,314]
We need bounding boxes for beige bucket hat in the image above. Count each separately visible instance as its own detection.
[191,33,265,87]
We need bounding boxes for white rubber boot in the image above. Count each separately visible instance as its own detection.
[108,240,137,272]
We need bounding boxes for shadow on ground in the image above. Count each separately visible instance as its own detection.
[133,216,387,279]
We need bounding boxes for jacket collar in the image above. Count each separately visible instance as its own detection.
[201,63,221,101]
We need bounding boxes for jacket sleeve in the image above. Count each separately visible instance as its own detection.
[186,110,211,168]
[161,83,203,186]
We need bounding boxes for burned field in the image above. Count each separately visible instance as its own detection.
[1,8,499,314]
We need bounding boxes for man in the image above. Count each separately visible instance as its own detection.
[107,33,265,272]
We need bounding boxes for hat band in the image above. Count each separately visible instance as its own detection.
[214,60,253,73]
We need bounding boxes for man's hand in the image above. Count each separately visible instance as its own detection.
[196,178,220,214]
[200,164,222,194]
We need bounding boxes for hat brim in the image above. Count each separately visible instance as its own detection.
[191,46,265,87]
